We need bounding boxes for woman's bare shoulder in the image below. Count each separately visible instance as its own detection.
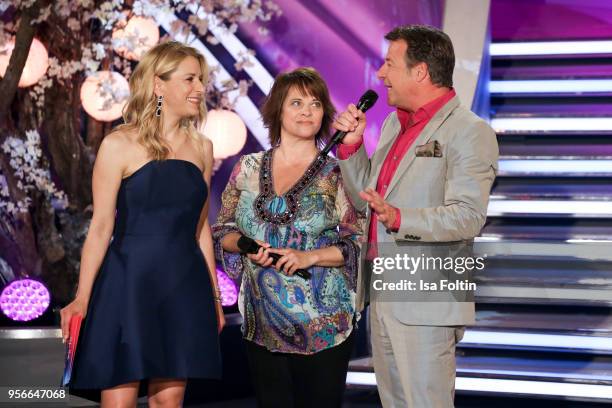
[96,128,146,173]
[191,131,212,163]
[194,131,212,149]
[100,127,130,146]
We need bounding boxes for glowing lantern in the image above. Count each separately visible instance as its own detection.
[201,109,247,159]
[0,38,49,87]
[80,70,130,122]
[0,279,50,322]
[112,16,160,61]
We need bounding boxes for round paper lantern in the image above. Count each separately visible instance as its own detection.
[80,71,130,122]
[0,37,49,87]
[0,279,50,322]
[112,16,160,61]
[201,109,247,159]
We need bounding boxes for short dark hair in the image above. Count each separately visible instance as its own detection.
[385,25,455,88]
[261,67,335,147]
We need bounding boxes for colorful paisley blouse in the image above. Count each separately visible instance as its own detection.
[212,149,365,354]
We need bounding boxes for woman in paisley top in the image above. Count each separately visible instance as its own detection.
[213,67,365,407]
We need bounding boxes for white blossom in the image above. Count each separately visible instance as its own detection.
[79,0,94,8]
[18,0,37,9]
[54,0,72,18]
[188,14,208,35]
[92,43,106,60]
[1,130,69,224]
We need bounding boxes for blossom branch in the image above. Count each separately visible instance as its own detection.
[0,1,42,133]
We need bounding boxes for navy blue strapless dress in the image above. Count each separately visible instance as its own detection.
[70,159,221,401]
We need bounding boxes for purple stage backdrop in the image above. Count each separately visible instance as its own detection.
[492,0,612,41]
[240,0,443,153]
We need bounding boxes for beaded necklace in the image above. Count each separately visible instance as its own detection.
[253,149,328,225]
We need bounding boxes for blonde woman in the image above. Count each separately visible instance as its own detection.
[60,41,223,406]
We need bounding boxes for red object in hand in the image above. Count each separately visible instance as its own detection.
[61,315,83,387]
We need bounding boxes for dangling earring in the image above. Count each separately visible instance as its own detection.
[155,95,163,117]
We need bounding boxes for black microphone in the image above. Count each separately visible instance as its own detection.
[237,235,312,280]
[321,89,378,155]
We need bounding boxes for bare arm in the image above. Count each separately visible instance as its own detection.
[196,137,225,332]
[269,246,344,269]
[220,232,241,253]
[197,138,219,288]
[60,132,126,339]
[305,246,344,267]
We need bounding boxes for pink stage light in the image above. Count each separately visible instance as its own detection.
[0,279,50,322]
[216,268,238,307]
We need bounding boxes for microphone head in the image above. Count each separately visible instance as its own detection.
[356,90,378,113]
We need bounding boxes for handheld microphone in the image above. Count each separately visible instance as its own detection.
[237,235,312,280]
[321,89,378,155]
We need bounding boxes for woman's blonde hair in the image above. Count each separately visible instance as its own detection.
[118,41,209,160]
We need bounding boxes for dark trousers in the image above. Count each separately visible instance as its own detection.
[245,332,355,408]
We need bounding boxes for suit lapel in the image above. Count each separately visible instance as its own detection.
[384,96,460,199]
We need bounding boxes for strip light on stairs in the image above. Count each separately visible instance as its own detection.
[491,117,612,132]
[457,377,612,400]
[490,79,612,94]
[346,372,612,400]
[498,159,612,176]
[490,40,612,56]
[488,200,612,217]
[461,330,612,352]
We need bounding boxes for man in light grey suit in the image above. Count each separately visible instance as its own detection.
[334,25,498,407]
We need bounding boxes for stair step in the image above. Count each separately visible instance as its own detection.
[481,219,612,241]
[492,179,612,199]
[492,117,612,134]
[475,305,612,336]
[499,140,612,157]
[493,62,612,80]
[476,258,612,287]
[475,245,612,304]
[492,97,612,116]
[476,285,612,306]
[461,329,612,354]
[348,354,612,401]
[487,197,612,218]
[490,79,612,96]
[474,239,612,261]
[498,159,612,177]
[456,350,612,384]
